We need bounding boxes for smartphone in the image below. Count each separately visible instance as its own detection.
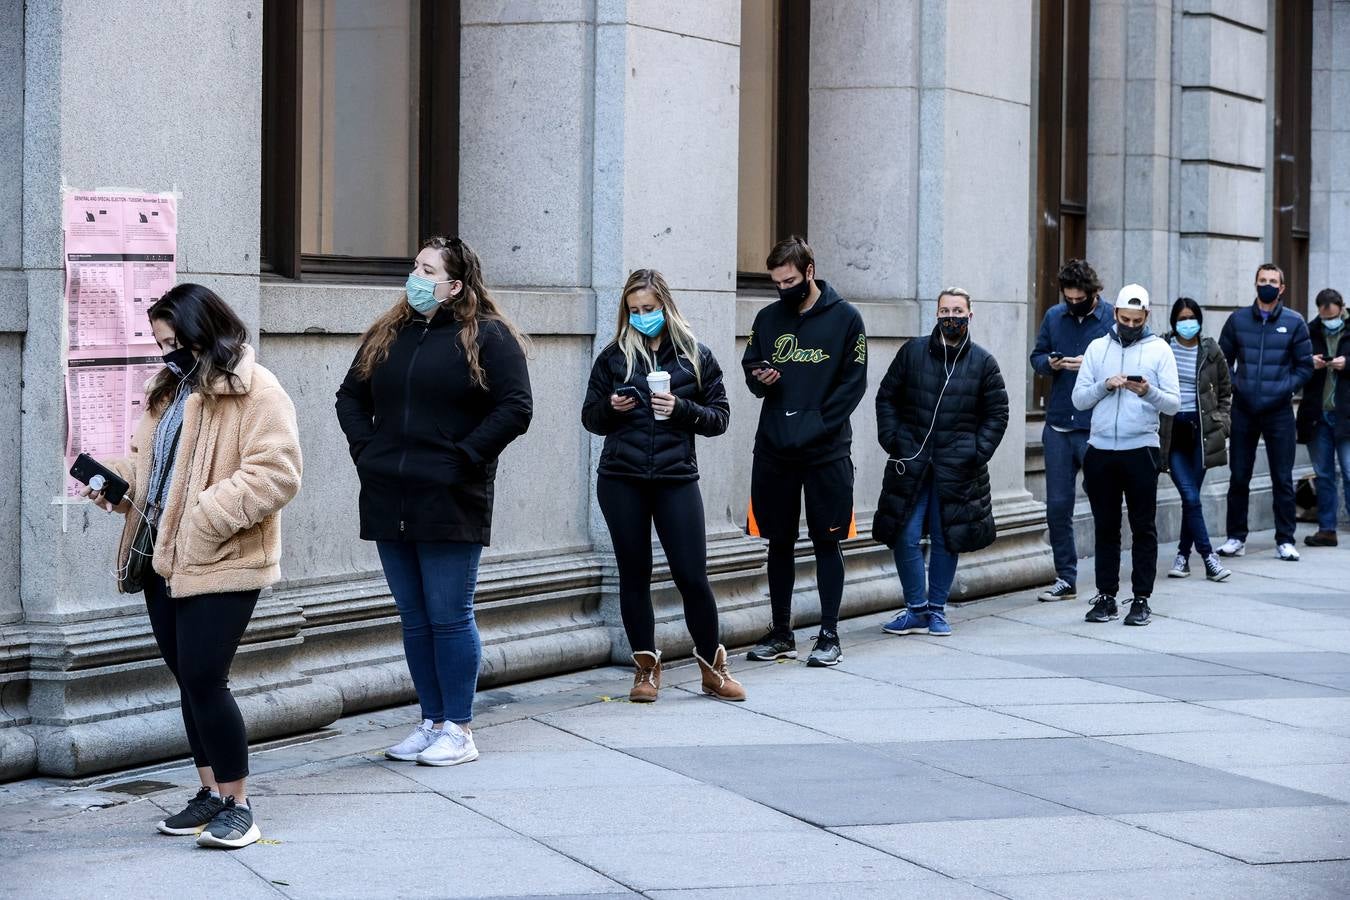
[1126,375,1145,383]
[614,385,644,405]
[1048,351,1064,360]
[70,454,130,505]
[743,359,777,373]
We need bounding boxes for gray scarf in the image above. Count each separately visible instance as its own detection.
[145,384,190,526]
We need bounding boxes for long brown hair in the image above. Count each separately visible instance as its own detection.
[146,283,249,413]
[354,236,531,388]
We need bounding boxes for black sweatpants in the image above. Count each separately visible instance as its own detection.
[597,475,721,660]
[145,570,259,783]
[1082,446,1160,599]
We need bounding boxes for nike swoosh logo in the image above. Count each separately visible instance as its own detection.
[785,411,798,417]
[828,526,842,533]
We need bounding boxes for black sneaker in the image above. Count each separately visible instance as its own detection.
[196,796,261,849]
[1084,593,1118,623]
[746,629,797,661]
[1124,597,1152,626]
[806,630,842,667]
[1036,579,1077,602]
[156,786,223,836]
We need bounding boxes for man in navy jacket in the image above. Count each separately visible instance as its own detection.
[1217,263,1314,561]
[1029,259,1113,601]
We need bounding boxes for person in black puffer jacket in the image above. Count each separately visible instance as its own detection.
[873,289,1009,638]
[336,236,532,768]
[581,268,743,703]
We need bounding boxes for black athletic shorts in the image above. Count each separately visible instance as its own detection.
[746,454,856,543]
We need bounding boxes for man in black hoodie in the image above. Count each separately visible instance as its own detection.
[743,236,868,667]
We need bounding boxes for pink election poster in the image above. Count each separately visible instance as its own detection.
[63,190,177,495]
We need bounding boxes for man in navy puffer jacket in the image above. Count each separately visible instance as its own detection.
[1217,263,1314,561]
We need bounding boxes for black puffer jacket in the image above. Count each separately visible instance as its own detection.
[1296,314,1350,444]
[335,312,533,545]
[872,329,1009,553]
[581,338,729,480]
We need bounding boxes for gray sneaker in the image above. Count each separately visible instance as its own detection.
[746,629,797,661]
[156,786,223,836]
[806,630,842,667]
[196,796,260,850]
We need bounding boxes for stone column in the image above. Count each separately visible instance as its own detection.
[1309,0,1350,304]
[14,0,338,777]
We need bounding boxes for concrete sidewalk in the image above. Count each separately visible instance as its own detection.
[3,531,1349,899]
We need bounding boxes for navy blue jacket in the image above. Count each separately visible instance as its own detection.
[1029,297,1114,430]
[1218,302,1313,413]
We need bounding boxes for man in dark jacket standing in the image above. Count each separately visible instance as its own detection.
[743,236,868,667]
[1297,288,1349,547]
[1217,263,1314,561]
[1029,259,1113,602]
[875,288,1009,637]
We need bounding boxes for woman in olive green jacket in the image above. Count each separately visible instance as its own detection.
[1160,298,1233,581]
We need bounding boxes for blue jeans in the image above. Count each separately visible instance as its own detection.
[1311,411,1350,530]
[377,541,483,725]
[1042,425,1090,584]
[1227,403,1298,545]
[1167,411,1214,557]
[893,476,959,610]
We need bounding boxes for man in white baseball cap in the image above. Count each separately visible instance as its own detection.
[1071,283,1180,626]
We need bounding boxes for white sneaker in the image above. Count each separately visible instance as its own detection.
[1216,538,1245,558]
[1276,543,1301,561]
[1167,554,1190,578]
[416,722,478,767]
[385,719,440,761]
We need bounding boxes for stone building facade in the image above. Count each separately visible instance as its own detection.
[3,0,1348,778]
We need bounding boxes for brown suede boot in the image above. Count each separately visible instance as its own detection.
[1305,530,1339,547]
[629,650,661,703]
[694,645,746,701]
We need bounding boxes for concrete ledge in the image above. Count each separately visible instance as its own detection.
[259,281,597,336]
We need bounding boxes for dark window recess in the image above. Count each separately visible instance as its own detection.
[1031,0,1090,409]
[737,0,810,291]
[261,0,460,280]
[1272,0,1312,309]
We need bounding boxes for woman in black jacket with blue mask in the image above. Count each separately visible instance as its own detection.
[582,268,744,703]
[336,236,532,768]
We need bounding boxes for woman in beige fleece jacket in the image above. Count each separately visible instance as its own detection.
[83,283,302,850]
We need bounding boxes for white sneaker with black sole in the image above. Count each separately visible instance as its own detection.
[1037,579,1077,602]
[156,786,223,836]
[1277,542,1301,561]
[385,719,441,761]
[416,722,478,767]
[1216,538,1245,557]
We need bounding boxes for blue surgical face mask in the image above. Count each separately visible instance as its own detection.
[405,273,455,315]
[1323,315,1345,333]
[1175,320,1201,340]
[629,309,666,337]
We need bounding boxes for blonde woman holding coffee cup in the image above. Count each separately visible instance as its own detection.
[582,268,744,702]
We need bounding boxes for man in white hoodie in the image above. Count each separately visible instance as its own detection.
[1072,285,1181,626]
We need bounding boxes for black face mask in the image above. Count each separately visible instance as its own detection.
[1117,323,1145,346]
[164,347,196,378]
[1256,284,1281,304]
[938,316,969,342]
[777,278,811,307]
[1065,295,1094,317]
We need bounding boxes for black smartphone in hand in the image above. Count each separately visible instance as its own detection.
[70,454,129,505]
[1048,351,1064,360]
[743,359,777,373]
[1126,375,1145,383]
[615,385,644,406]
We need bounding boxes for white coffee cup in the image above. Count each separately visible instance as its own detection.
[646,370,672,420]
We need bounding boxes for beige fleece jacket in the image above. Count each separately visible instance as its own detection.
[107,345,303,597]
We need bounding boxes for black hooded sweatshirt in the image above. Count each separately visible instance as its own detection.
[741,280,868,463]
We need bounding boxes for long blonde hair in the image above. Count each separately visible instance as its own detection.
[613,269,703,386]
[354,236,531,388]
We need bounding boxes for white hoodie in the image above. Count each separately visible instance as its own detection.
[1071,328,1181,450]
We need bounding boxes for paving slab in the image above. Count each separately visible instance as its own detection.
[381,747,697,793]
[975,863,1347,899]
[1263,860,1350,893]
[1225,764,1350,804]
[988,701,1280,736]
[1089,673,1350,701]
[645,882,1000,899]
[868,736,1172,777]
[790,705,1072,743]
[912,676,1170,706]
[834,644,1068,681]
[1201,697,1350,737]
[1119,805,1350,864]
[1182,652,1350,676]
[536,696,841,748]
[997,652,1251,678]
[835,814,1235,877]
[1102,728,1350,770]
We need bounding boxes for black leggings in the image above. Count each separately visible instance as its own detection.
[597,476,721,660]
[768,537,845,634]
[145,571,259,783]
